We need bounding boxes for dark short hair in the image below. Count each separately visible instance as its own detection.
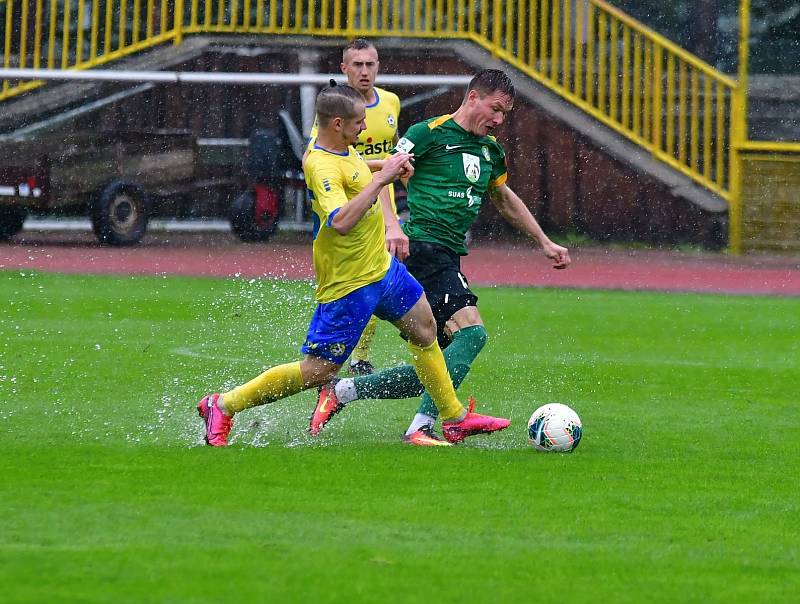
[315,82,364,126]
[343,38,377,61]
[468,69,515,100]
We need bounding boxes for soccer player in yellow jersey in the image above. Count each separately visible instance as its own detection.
[307,39,404,376]
[197,82,510,447]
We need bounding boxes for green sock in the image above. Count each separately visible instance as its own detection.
[353,325,487,404]
[416,325,487,418]
[353,356,426,400]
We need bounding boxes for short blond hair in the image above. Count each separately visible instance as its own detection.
[315,81,364,127]
[343,38,377,62]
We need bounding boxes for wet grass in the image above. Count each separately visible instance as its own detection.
[1,271,799,603]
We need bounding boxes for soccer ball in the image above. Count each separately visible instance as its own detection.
[527,403,582,452]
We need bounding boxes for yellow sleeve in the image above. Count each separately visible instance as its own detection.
[390,92,401,118]
[306,117,319,152]
[386,91,401,141]
[306,156,348,226]
[491,172,508,188]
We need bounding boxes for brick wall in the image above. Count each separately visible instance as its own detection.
[741,153,800,252]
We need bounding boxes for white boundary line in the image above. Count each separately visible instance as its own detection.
[22,217,230,232]
[21,216,314,233]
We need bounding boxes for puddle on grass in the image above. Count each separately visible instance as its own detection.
[118,278,536,451]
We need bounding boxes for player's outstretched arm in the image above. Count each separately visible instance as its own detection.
[489,183,571,269]
[366,159,383,172]
[366,158,414,180]
[330,152,413,234]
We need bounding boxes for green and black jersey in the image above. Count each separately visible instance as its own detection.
[394,114,507,255]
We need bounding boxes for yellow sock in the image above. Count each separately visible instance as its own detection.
[222,361,305,415]
[352,315,378,362]
[407,340,465,421]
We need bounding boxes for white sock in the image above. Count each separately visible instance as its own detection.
[405,413,435,436]
[334,378,358,405]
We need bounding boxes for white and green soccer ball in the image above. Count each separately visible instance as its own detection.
[527,403,582,452]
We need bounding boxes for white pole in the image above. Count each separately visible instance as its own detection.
[298,50,320,138]
[0,68,473,87]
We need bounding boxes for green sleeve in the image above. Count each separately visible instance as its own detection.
[394,120,431,156]
[490,140,508,184]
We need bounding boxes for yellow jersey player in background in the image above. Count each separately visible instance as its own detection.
[307,38,404,377]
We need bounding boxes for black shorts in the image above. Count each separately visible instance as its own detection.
[404,240,479,346]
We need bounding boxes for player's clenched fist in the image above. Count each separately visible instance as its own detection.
[374,152,414,186]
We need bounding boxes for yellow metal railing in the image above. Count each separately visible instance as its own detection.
[1,0,182,101]
[3,0,798,251]
[1,0,742,202]
[481,0,739,201]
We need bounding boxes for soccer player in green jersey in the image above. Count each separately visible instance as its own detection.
[197,82,510,447]
[310,69,570,446]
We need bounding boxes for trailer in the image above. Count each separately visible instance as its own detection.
[0,127,303,245]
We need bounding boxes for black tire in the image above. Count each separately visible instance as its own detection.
[0,206,26,240]
[91,180,149,246]
[230,190,279,242]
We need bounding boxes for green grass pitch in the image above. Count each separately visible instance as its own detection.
[1,270,798,603]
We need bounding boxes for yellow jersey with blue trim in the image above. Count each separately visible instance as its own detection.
[307,87,401,214]
[304,144,391,303]
[308,87,400,160]
[354,86,401,161]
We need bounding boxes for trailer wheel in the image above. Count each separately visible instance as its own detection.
[91,180,149,246]
[230,189,279,242]
[0,207,26,240]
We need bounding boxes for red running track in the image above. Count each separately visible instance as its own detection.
[2,232,800,296]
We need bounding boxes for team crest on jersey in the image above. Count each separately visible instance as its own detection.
[387,114,396,127]
[482,145,491,161]
[462,153,481,183]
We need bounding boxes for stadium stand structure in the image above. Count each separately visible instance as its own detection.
[1,1,798,251]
